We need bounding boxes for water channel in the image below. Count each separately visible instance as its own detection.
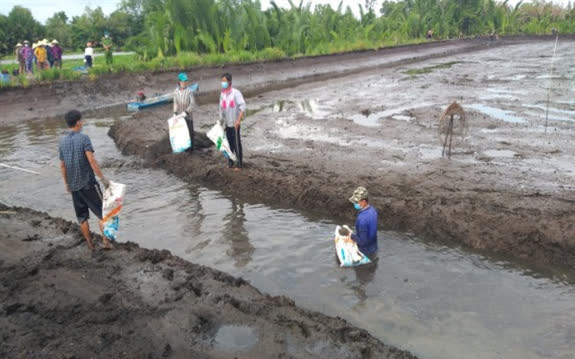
[1,116,575,359]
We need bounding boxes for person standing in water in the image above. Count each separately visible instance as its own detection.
[219,73,246,170]
[348,187,378,258]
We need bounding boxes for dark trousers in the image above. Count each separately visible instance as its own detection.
[225,126,243,168]
[85,55,92,68]
[185,115,194,151]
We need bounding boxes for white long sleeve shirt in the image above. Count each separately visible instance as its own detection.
[219,88,246,128]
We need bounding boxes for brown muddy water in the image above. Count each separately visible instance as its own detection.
[1,115,575,359]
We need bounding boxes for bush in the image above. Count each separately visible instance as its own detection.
[176,52,203,69]
[258,47,286,61]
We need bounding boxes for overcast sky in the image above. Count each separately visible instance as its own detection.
[1,0,570,24]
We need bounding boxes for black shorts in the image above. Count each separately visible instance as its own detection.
[72,183,103,223]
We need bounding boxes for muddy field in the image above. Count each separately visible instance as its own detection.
[0,37,515,125]
[2,37,575,358]
[0,204,416,359]
[110,38,575,271]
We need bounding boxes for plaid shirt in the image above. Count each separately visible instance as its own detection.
[59,131,97,191]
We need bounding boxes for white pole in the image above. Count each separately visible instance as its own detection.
[0,163,41,175]
[544,35,559,134]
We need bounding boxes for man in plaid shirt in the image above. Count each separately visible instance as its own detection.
[59,110,113,250]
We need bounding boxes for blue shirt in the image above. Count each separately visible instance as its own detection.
[59,131,96,191]
[352,205,378,255]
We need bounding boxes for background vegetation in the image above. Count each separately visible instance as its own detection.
[0,0,573,83]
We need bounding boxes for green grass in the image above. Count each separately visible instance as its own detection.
[0,39,432,88]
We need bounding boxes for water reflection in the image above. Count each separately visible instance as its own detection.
[223,197,254,267]
[351,258,379,305]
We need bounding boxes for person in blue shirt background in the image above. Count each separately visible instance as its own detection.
[349,186,378,257]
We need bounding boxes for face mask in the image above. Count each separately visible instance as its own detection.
[354,203,362,210]
[221,82,229,89]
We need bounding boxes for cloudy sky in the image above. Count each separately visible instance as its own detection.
[2,0,569,24]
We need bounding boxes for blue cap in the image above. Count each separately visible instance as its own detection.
[178,72,188,82]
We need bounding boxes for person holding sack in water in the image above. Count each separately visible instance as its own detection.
[219,72,246,170]
[348,187,378,258]
[173,72,196,152]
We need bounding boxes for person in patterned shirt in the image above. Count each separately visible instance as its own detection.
[59,110,114,250]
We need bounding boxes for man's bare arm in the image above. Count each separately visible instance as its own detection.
[60,160,70,192]
[85,151,108,186]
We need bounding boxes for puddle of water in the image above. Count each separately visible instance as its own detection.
[469,104,527,124]
[349,113,382,127]
[2,117,575,359]
[213,325,257,352]
[482,149,517,158]
[348,103,432,127]
[522,104,575,116]
[392,114,413,121]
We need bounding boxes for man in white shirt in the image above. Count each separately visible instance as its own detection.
[84,42,94,68]
[219,73,246,170]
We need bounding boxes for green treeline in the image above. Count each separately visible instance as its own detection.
[1,0,574,58]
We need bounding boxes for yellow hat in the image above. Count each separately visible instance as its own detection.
[16,43,22,47]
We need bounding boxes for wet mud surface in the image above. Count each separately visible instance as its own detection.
[110,39,575,271]
[0,204,416,359]
[0,37,519,125]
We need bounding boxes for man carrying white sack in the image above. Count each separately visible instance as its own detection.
[219,72,246,170]
[348,187,378,258]
[173,72,196,152]
[59,110,114,251]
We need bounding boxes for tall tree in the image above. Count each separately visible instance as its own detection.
[45,12,72,48]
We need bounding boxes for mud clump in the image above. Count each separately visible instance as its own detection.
[0,205,417,359]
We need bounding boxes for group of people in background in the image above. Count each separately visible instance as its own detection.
[15,39,63,75]
[12,32,113,75]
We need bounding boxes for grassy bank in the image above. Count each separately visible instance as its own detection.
[0,38,427,88]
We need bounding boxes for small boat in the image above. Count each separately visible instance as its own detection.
[127,83,199,112]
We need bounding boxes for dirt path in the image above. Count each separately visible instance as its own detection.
[0,204,416,359]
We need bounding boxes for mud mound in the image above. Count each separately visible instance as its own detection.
[109,116,575,272]
[0,205,417,359]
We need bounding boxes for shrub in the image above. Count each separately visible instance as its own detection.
[258,48,286,61]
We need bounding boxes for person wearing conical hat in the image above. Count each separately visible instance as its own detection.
[51,40,63,69]
[34,40,49,71]
[44,39,54,68]
[348,186,379,257]
[20,40,34,74]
